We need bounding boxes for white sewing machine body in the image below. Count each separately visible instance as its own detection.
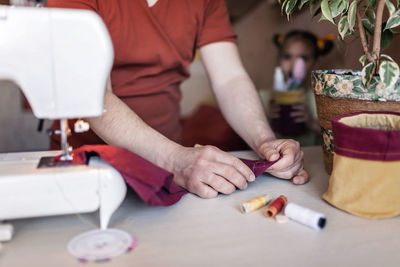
[0,6,127,236]
[0,151,126,230]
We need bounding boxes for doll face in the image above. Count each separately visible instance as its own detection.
[279,39,315,80]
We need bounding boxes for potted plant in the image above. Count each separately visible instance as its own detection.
[280,0,400,173]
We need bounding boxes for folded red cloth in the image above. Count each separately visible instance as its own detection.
[240,158,280,177]
[69,145,278,206]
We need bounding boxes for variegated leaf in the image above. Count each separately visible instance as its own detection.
[281,0,289,13]
[379,60,400,89]
[309,0,319,13]
[385,0,396,16]
[361,62,376,87]
[381,28,393,50]
[385,9,400,30]
[362,18,374,34]
[367,0,377,7]
[381,54,395,62]
[331,0,348,18]
[338,16,350,39]
[391,28,400,34]
[321,0,335,24]
[286,0,298,16]
[299,0,309,9]
[366,8,376,23]
[359,55,367,66]
[347,1,357,31]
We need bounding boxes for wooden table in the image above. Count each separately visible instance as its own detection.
[1,146,399,267]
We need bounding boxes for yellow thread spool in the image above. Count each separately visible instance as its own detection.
[241,195,272,213]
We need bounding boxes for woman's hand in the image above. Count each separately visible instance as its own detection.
[171,145,255,198]
[257,139,309,185]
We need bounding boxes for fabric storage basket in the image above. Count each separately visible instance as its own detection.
[323,111,400,219]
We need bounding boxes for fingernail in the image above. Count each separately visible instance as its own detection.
[293,177,299,184]
[249,174,255,182]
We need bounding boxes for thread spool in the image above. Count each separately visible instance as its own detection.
[284,202,326,230]
[241,194,272,213]
[264,195,287,218]
[0,224,13,242]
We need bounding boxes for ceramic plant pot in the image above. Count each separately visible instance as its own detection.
[312,70,400,174]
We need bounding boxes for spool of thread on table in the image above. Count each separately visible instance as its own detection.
[264,195,287,218]
[284,202,326,230]
[0,224,13,242]
[241,194,272,213]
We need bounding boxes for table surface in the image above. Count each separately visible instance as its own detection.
[1,146,399,267]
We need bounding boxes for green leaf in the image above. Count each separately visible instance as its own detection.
[385,0,396,16]
[362,18,375,34]
[321,0,335,24]
[365,30,370,45]
[347,1,357,31]
[366,8,376,23]
[299,0,309,9]
[379,61,400,89]
[361,62,376,87]
[313,7,322,17]
[381,27,393,50]
[281,0,289,13]
[390,28,400,34]
[286,0,298,16]
[359,55,367,66]
[381,54,395,62]
[385,9,400,30]
[367,0,377,7]
[331,0,349,18]
[338,16,350,39]
[310,0,320,13]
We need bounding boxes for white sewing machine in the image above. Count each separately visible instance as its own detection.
[0,6,127,240]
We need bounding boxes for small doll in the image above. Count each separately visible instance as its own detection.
[269,30,334,142]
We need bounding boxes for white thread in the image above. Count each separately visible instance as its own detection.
[0,224,13,242]
[284,203,326,230]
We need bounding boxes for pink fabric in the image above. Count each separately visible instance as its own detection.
[68,145,278,206]
[332,111,400,161]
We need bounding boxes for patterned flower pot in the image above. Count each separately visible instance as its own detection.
[312,70,400,174]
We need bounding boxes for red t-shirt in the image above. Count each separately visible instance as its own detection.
[48,0,236,149]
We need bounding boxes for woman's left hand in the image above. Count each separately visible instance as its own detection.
[257,138,309,185]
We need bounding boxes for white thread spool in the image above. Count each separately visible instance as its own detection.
[284,203,326,230]
[0,224,13,242]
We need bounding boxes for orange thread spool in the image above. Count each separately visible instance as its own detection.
[264,195,288,218]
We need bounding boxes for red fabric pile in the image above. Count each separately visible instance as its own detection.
[69,145,278,206]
